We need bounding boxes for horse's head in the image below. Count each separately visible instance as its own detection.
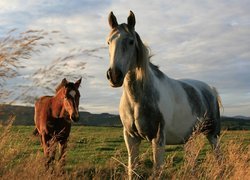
[106,11,141,87]
[57,78,81,122]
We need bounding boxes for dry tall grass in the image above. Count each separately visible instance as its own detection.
[0,117,249,180]
[0,29,63,104]
[0,29,53,85]
[0,28,96,106]
[173,132,250,180]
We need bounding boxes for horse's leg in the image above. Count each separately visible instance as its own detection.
[152,139,165,167]
[207,134,219,149]
[123,129,141,180]
[47,136,57,166]
[152,125,165,177]
[58,141,67,162]
[41,132,51,169]
[41,132,49,157]
[207,133,221,160]
[206,109,221,159]
[58,140,67,173]
[206,99,221,159]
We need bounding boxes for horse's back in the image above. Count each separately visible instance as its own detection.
[34,96,52,134]
[179,79,220,117]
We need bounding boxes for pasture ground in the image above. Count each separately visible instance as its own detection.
[0,121,249,179]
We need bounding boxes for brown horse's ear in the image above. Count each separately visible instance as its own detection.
[56,78,68,92]
[127,10,136,29]
[61,78,68,86]
[75,77,82,89]
[108,11,118,29]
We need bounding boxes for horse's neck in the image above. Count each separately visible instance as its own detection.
[124,65,152,102]
[50,92,64,118]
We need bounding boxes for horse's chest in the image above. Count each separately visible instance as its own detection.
[121,101,163,141]
[47,118,71,140]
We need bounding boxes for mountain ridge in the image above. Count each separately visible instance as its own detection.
[0,104,121,127]
[1,104,250,130]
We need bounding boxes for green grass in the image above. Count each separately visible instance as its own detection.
[1,125,250,179]
[4,126,250,166]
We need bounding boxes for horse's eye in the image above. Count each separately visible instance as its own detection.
[107,41,110,45]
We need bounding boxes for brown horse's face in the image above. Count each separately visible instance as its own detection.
[63,89,80,122]
[61,79,81,122]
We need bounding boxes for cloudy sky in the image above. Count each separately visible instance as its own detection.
[0,0,250,116]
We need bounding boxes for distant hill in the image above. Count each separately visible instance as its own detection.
[233,115,250,120]
[0,104,250,130]
[0,104,121,127]
[221,116,250,130]
[0,105,35,126]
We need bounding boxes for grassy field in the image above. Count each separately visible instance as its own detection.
[0,120,250,179]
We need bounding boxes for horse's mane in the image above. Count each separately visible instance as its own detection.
[55,82,66,93]
[135,30,161,81]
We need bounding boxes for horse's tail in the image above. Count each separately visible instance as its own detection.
[33,101,39,136]
[211,87,222,137]
[212,87,223,111]
[33,128,39,136]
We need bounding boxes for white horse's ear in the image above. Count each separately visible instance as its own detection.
[108,11,118,29]
[127,10,136,29]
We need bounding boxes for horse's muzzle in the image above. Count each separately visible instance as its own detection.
[106,68,123,87]
[70,114,80,122]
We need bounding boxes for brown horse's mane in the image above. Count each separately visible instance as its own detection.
[55,83,65,93]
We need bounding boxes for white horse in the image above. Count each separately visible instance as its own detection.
[106,11,221,178]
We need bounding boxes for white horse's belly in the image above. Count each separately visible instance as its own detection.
[164,112,195,145]
[157,79,197,145]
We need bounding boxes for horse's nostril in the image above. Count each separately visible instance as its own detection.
[107,68,111,80]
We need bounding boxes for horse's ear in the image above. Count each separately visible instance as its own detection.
[75,77,82,89]
[61,78,68,86]
[127,10,136,29]
[108,11,118,29]
[56,78,68,92]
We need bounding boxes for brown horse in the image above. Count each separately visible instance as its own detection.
[34,78,81,168]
